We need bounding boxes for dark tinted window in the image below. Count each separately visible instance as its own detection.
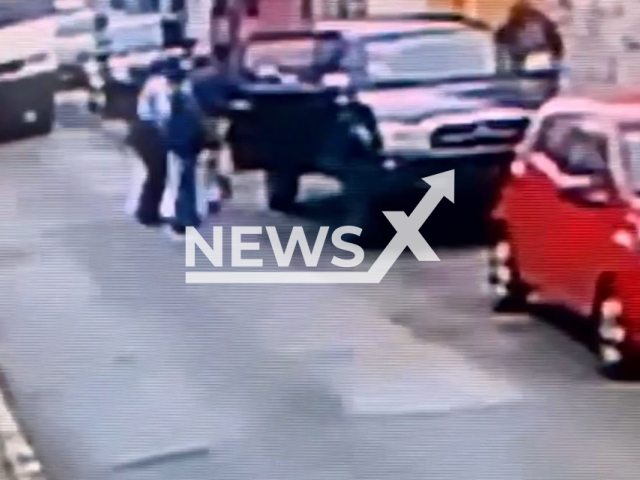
[361,29,495,84]
[534,115,580,165]
[563,128,608,175]
[535,114,608,175]
[243,36,343,80]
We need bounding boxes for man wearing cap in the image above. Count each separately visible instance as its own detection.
[163,57,207,238]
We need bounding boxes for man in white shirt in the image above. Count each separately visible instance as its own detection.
[128,60,171,226]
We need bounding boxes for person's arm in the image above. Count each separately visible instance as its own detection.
[136,83,155,121]
[359,104,383,152]
[545,20,564,60]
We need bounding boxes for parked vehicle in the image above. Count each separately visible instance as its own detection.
[228,16,559,235]
[55,7,98,87]
[0,0,58,139]
[489,93,640,378]
[83,11,194,119]
[85,42,193,119]
[56,9,165,89]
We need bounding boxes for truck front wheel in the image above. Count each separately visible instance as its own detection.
[267,171,299,212]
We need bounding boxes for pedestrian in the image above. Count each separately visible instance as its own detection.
[496,0,564,74]
[163,58,208,239]
[190,47,236,211]
[87,12,113,114]
[319,78,383,236]
[93,12,112,57]
[127,59,171,227]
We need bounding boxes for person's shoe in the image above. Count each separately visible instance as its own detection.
[219,176,233,200]
[208,201,221,215]
[137,215,164,228]
[164,225,186,242]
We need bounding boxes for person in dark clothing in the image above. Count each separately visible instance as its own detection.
[496,0,564,73]
[129,122,168,225]
[128,60,170,226]
[317,84,383,235]
[189,50,237,207]
[164,59,207,237]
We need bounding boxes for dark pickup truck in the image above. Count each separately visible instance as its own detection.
[226,17,559,234]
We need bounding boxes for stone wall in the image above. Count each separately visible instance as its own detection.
[541,0,640,91]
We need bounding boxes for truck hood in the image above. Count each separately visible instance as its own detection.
[357,78,552,123]
[0,17,57,64]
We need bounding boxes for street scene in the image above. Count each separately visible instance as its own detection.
[3,0,640,480]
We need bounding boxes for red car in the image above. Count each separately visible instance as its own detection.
[489,93,640,378]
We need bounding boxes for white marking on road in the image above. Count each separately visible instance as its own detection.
[331,327,523,415]
[114,443,210,470]
[0,389,44,480]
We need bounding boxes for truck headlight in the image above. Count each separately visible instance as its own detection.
[379,121,430,152]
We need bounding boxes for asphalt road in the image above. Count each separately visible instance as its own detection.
[0,93,640,480]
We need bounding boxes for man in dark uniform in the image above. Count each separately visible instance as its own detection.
[163,58,207,237]
[189,47,237,204]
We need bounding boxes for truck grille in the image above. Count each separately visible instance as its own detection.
[0,59,24,76]
[431,118,530,149]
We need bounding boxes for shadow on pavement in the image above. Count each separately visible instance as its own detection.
[290,191,493,249]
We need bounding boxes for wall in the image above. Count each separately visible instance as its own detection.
[185,0,210,44]
[251,0,311,30]
[547,0,640,91]
[427,0,513,26]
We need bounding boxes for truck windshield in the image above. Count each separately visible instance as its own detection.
[0,0,55,27]
[244,36,342,77]
[362,29,497,85]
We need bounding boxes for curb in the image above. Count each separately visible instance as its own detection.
[0,387,45,480]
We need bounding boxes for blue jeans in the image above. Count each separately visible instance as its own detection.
[173,154,201,231]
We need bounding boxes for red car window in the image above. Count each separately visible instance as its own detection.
[533,113,608,175]
[564,128,608,175]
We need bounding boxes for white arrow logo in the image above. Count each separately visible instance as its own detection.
[186,170,454,284]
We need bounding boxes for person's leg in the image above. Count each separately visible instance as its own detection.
[130,122,161,224]
[146,140,168,219]
[135,125,167,225]
[172,155,200,234]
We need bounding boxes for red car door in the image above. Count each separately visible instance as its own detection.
[550,125,628,313]
[505,113,581,293]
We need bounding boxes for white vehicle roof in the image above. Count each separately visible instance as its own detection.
[0,16,56,63]
[540,94,640,123]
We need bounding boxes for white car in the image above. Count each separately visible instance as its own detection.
[55,8,164,87]
[55,8,98,85]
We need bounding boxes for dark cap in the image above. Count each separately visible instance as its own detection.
[163,57,186,82]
